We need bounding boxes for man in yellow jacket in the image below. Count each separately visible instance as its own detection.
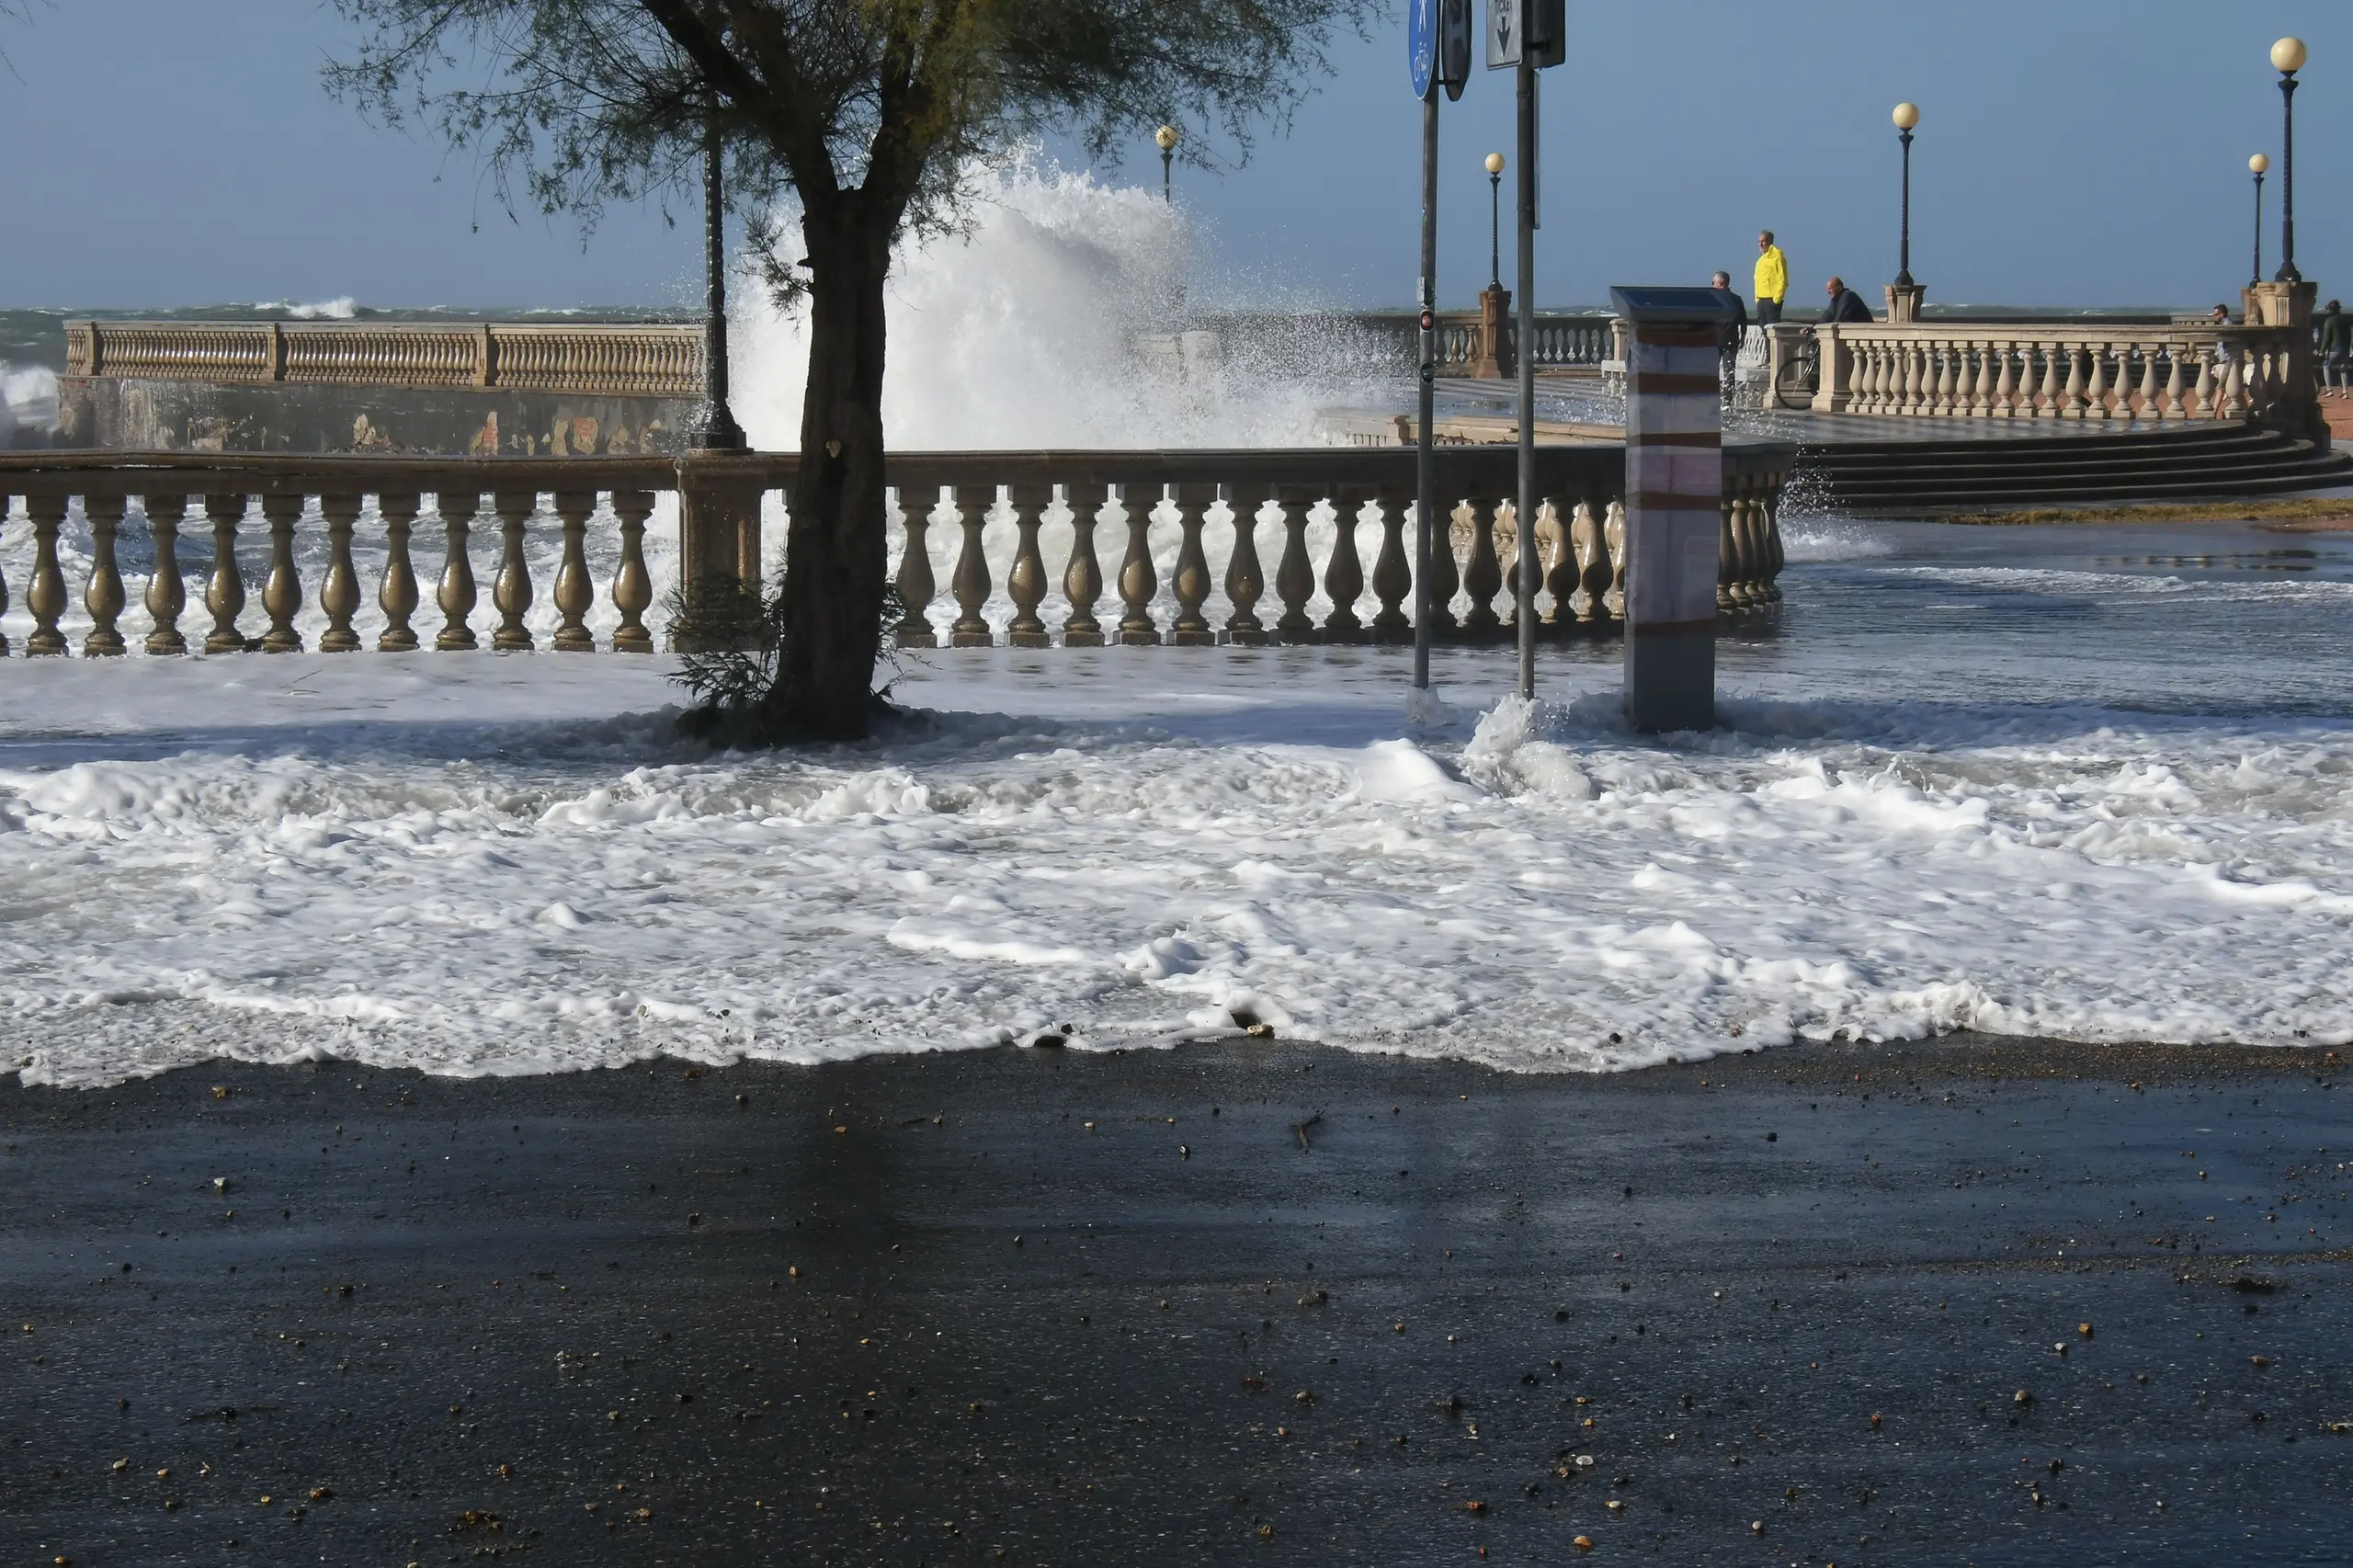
[1754,231,1789,325]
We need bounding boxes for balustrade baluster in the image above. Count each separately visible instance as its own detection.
[1370,486,1412,642]
[202,494,247,653]
[25,494,69,655]
[1272,488,1316,643]
[1424,494,1460,634]
[1971,341,1997,416]
[319,494,363,652]
[82,494,127,656]
[2211,343,2249,414]
[1567,500,1606,622]
[2033,343,2060,417]
[1165,484,1216,645]
[1321,489,1367,643]
[2085,343,2112,420]
[2131,343,2160,422]
[435,491,481,650]
[1061,484,1107,646]
[490,491,537,651]
[946,486,994,647]
[609,490,655,653]
[1935,341,1960,416]
[1222,493,1268,645]
[259,493,304,653]
[892,487,941,647]
[2163,344,2189,419]
[143,494,189,653]
[1991,342,2019,417]
[1460,493,1503,637]
[551,491,597,651]
[1716,483,1746,609]
[1536,497,1574,627]
[377,492,422,651]
[1006,485,1053,648]
[1116,486,1162,645]
[2191,354,2217,419]
[1603,500,1629,619]
[2059,346,2088,418]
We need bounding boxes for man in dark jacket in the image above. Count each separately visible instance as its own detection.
[2318,300,2350,396]
[1711,270,1748,403]
[1819,277,1874,324]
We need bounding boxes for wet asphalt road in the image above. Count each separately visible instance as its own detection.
[4,1037,2351,1567]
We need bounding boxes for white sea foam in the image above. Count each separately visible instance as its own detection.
[2,621,2352,1090]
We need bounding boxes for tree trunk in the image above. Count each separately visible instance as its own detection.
[763,203,893,740]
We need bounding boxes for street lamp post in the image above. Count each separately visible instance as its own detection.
[699,115,747,452]
[1155,124,1179,204]
[2272,37,2306,283]
[1892,102,1919,288]
[1485,152,1505,288]
[2250,153,2270,287]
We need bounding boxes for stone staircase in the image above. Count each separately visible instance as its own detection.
[1799,423,2353,515]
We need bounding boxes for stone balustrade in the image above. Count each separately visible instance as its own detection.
[1810,322,2303,422]
[0,445,1790,659]
[65,320,703,399]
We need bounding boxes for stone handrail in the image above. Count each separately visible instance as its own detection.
[64,320,704,399]
[0,444,1790,658]
[1807,322,2302,422]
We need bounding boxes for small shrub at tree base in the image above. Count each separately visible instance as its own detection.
[668,573,905,747]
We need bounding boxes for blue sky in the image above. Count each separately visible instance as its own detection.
[0,1,2346,310]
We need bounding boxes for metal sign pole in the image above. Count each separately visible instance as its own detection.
[1514,53,1537,700]
[1415,90,1438,692]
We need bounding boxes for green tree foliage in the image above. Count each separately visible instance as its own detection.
[328,0,1372,739]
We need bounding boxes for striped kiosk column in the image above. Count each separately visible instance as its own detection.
[1610,286,1740,733]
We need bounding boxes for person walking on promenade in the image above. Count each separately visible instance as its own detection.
[2318,300,2351,396]
[1754,232,1788,325]
[1820,277,1874,324]
[1712,270,1748,403]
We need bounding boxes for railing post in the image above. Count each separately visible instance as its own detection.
[1116,486,1162,646]
[1061,484,1107,647]
[1811,325,1852,413]
[1222,493,1268,645]
[1474,286,1511,379]
[673,452,765,649]
[25,494,69,655]
[1168,483,1216,645]
[1320,488,1367,644]
[947,485,993,647]
[1272,487,1316,644]
[1006,484,1053,648]
[83,494,128,656]
[435,491,480,651]
[1370,486,1412,642]
[1460,491,1503,640]
[551,492,597,651]
[319,494,364,652]
[892,487,942,648]
[259,493,305,652]
[142,494,187,655]
[608,490,657,653]
[202,494,247,653]
[378,493,423,652]
[491,490,538,651]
